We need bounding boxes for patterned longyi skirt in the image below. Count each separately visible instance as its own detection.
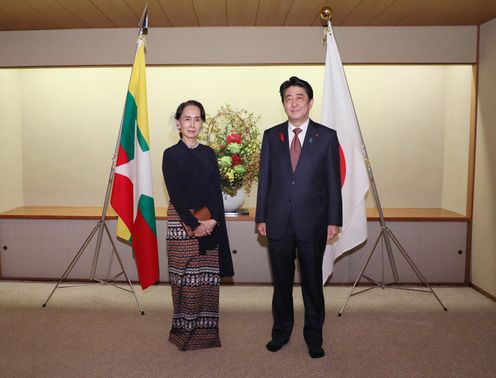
[166,203,221,351]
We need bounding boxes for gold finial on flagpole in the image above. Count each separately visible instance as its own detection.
[320,6,333,22]
[320,7,333,43]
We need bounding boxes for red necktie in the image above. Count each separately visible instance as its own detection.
[290,128,302,172]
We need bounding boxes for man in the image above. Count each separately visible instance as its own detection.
[256,76,342,358]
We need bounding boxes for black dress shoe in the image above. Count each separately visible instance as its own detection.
[308,346,325,358]
[266,339,287,352]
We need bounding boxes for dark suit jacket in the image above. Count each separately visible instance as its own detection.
[255,119,343,241]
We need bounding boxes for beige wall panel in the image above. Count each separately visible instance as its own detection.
[0,70,23,212]
[0,26,477,67]
[442,66,471,215]
[472,18,496,297]
[347,65,471,209]
[10,65,470,211]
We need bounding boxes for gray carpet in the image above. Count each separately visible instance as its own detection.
[0,282,495,378]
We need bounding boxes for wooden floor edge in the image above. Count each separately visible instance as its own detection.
[468,282,496,303]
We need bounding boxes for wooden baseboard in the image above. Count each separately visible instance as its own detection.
[469,282,496,302]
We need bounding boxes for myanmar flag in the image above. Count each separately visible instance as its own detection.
[110,35,159,290]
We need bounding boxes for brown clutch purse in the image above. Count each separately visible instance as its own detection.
[181,206,211,237]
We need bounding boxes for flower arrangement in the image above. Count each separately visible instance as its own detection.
[199,104,261,196]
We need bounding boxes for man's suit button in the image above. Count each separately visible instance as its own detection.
[291,180,295,185]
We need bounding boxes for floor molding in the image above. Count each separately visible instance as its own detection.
[469,282,496,302]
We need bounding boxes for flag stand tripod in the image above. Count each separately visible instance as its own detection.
[42,8,150,315]
[337,154,448,316]
[41,154,144,315]
[318,7,448,316]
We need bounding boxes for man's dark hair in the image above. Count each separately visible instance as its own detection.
[279,76,314,102]
[174,100,206,121]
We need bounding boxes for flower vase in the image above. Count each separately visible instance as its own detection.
[222,189,245,212]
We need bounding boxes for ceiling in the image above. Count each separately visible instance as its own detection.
[0,0,495,31]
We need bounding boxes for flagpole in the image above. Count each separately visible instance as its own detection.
[319,7,447,315]
[94,3,149,225]
[42,6,150,314]
[90,5,149,279]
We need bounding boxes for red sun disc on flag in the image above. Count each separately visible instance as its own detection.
[339,144,346,188]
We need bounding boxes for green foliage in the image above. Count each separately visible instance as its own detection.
[199,104,261,196]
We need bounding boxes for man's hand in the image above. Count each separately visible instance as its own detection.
[327,225,339,241]
[257,222,267,237]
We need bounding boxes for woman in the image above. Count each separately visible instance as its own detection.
[162,100,234,351]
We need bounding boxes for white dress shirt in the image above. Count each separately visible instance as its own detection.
[287,119,309,151]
